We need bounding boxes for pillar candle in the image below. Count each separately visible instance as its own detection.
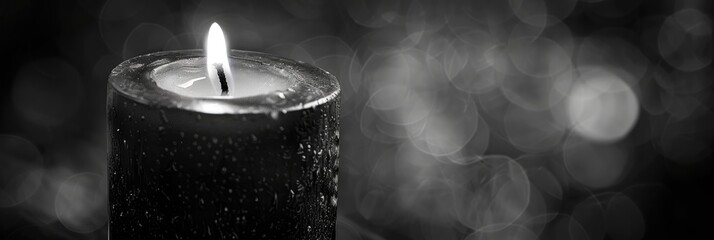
[106,24,340,239]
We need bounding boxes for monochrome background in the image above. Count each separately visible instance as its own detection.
[1,0,712,239]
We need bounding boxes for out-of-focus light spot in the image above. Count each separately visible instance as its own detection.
[527,168,563,200]
[397,178,456,224]
[571,195,606,240]
[655,67,713,95]
[522,213,560,237]
[606,194,645,240]
[452,30,495,71]
[367,83,411,111]
[663,94,700,120]
[22,167,73,224]
[368,150,403,189]
[12,58,83,127]
[425,36,451,58]
[442,40,470,81]
[658,9,712,72]
[504,105,566,153]
[122,23,175,59]
[55,172,108,233]
[343,0,403,28]
[509,0,548,28]
[477,89,513,134]
[445,30,499,94]
[566,68,639,142]
[0,135,44,207]
[637,68,668,115]
[443,116,490,165]
[452,67,501,95]
[359,103,409,143]
[404,0,448,35]
[500,67,574,112]
[362,53,423,91]
[508,16,555,44]
[576,34,649,84]
[421,112,476,157]
[401,31,426,52]
[482,167,531,231]
[411,92,479,157]
[507,37,571,78]
[518,189,549,234]
[377,90,433,127]
[485,44,520,76]
[544,0,578,21]
[451,156,530,232]
[563,134,628,189]
[462,0,514,25]
[394,143,439,173]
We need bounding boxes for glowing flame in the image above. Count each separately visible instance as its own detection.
[206,22,234,96]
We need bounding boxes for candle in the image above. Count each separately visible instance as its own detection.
[107,23,340,239]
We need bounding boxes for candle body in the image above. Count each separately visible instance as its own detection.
[107,91,338,239]
[106,50,340,239]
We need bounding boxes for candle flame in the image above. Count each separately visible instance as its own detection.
[206,22,234,96]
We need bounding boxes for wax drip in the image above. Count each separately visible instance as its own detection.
[213,63,229,96]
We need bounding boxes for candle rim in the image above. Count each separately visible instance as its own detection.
[109,49,340,114]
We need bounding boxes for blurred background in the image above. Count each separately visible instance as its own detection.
[1,0,712,239]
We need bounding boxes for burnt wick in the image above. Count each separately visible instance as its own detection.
[213,63,229,96]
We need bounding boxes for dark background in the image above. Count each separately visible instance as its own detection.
[1,0,712,239]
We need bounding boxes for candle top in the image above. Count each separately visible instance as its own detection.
[108,50,340,114]
[151,57,290,98]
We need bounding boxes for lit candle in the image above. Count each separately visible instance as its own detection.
[107,23,340,239]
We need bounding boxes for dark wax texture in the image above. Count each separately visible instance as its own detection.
[107,89,339,239]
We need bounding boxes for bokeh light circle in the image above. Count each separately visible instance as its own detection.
[55,172,108,233]
[571,195,606,240]
[605,193,646,240]
[658,9,712,72]
[411,92,479,157]
[0,134,44,207]
[504,105,566,153]
[451,156,531,232]
[566,67,639,142]
[563,134,628,189]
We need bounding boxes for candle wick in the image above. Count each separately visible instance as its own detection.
[213,63,229,96]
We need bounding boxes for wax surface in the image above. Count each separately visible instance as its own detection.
[107,50,340,239]
[107,92,339,239]
[108,50,338,114]
[152,58,292,98]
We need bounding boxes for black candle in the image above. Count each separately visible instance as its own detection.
[107,24,340,239]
